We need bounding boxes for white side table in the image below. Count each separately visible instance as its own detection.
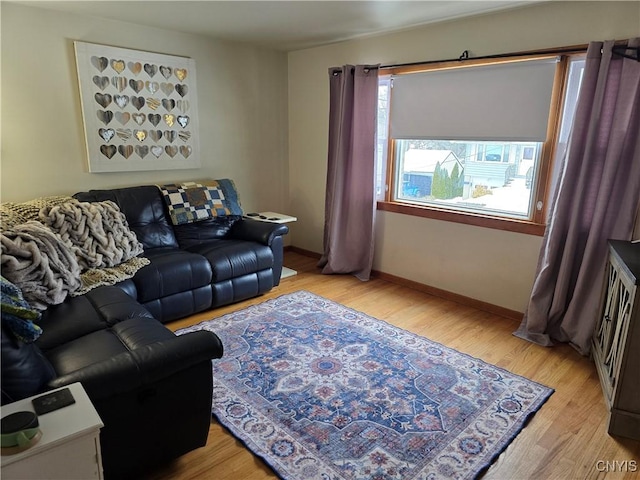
[244,211,298,278]
[1,383,104,479]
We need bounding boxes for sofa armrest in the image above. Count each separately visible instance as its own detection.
[228,218,289,246]
[48,330,223,400]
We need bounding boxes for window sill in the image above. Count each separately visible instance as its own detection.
[377,201,546,236]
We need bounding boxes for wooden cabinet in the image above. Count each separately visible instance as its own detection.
[592,240,640,440]
[1,383,104,479]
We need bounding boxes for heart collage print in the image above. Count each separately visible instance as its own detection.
[91,55,193,161]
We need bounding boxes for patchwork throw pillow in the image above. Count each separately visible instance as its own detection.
[160,180,242,225]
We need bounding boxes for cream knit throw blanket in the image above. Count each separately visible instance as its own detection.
[1,221,82,309]
[40,200,144,270]
[1,196,72,227]
[1,197,150,309]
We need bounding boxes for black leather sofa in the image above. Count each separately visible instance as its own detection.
[74,185,289,322]
[1,184,289,478]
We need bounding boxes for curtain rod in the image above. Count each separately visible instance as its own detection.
[380,42,638,70]
[612,45,640,61]
[379,47,581,70]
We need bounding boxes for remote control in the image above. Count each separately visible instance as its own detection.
[32,388,75,415]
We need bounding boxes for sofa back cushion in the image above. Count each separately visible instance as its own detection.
[74,186,178,250]
[173,215,242,249]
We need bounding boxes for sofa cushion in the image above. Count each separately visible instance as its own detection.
[173,215,242,249]
[139,287,213,324]
[35,286,155,351]
[74,186,178,250]
[44,317,176,376]
[134,249,212,303]
[186,239,273,282]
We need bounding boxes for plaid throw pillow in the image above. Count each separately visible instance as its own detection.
[160,182,231,225]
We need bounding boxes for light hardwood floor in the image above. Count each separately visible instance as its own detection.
[148,251,640,480]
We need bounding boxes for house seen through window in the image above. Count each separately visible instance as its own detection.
[394,139,541,218]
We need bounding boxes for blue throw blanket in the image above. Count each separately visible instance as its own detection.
[1,275,42,343]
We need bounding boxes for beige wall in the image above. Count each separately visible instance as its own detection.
[2,2,638,313]
[0,2,289,214]
[288,1,640,312]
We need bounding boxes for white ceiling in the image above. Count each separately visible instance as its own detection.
[17,1,540,51]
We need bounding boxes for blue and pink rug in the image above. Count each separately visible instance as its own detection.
[178,291,553,479]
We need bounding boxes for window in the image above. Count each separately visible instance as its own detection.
[377,51,586,235]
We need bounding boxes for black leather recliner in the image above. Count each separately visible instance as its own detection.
[2,286,223,479]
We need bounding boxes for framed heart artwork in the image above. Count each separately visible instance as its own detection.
[74,41,201,172]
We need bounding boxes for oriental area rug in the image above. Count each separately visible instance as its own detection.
[177,291,553,480]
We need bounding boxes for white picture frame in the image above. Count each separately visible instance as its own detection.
[74,41,201,173]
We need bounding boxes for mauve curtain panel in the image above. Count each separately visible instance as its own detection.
[318,65,379,281]
[516,38,640,355]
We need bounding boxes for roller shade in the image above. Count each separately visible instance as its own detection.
[389,58,558,142]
